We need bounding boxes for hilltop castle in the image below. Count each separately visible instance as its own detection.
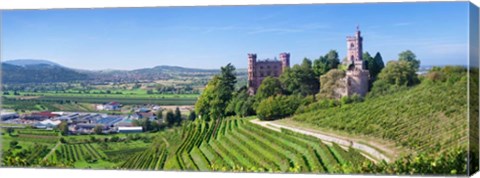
[338,27,370,97]
[247,27,370,97]
[247,53,290,95]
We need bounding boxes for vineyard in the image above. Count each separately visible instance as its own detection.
[120,118,370,172]
[15,129,60,144]
[52,143,107,163]
[293,77,468,154]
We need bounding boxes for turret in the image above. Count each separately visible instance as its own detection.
[247,53,257,95]
[279,52,290,72]
[347,26,364,69]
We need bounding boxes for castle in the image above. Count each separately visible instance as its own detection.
[247,53,290,95]
[340,27,370,97]
[247,27,370,97]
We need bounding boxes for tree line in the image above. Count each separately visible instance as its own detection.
[194,49,421,121]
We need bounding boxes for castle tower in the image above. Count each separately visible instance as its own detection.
[343,26,370,97]
[347,26,364,69]
[247,53,257,95]
[279,52,290,72]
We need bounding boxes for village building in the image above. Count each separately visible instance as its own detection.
[96,101,121,111]
[1,110,19,121]
[24,111,59,120]
[117,126,143,133]
[247,53,290,95]
[34,119,61,129]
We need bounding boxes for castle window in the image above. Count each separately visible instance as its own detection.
[350,43,354,48]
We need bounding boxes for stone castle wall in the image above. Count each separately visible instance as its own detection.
[248,53,290,95]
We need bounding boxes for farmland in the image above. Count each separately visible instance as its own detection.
[3,92,198,106]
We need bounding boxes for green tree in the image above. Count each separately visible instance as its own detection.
[255,76,283,102]
[257,95,302,121]
[142,118,152,131]
[195,76,219,120]
[6,128,14,136]
[377,60,419,86]
[194,63,238,121]
[174,107,182,126]
[326,50,340,69]
[301,57,313,69]
[225,86,255,117]
[313,50,340,77]
[220,63,237,94]
[398,50,420,70]
[58,121,68,135]
[94,125,103,135]
[156,109,163,120]
[188,110,196,121]
[371,52,385,79]
[110,136,119,142]
[151,120,160,131]
[280,62,319,96]
[9,141,18,148]
[166,110,175,127]
[364,52,385,85]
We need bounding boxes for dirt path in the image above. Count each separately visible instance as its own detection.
[250,119,392,163]
[43,141,61,161]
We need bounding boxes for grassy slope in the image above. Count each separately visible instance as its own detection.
[293,78,468,155]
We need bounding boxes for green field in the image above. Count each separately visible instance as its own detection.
[6,91,199,99]
[3,95,197,106]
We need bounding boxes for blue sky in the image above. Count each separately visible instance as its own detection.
[1,2,470,70]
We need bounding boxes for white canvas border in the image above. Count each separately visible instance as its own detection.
[0,0,479,178]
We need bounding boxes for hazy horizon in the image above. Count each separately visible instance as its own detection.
[2,2,470,70]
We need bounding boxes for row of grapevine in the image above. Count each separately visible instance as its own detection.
[55,143,107,162]
[122,117,370,173]
[16,135,59,143]
[17,130,59,136]
[120,147,167,170]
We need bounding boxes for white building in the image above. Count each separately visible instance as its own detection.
[117,126,143,133]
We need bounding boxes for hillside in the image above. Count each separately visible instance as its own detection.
[292,76,468,154]
[1,63,89,83]
[119,118,369,173]
[85,66,246,83]
[4,59,62,67]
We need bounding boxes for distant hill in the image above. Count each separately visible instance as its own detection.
[1,59,247,83]
[4,59,62,67]
[1,63,89,83]
[89,65,247,83]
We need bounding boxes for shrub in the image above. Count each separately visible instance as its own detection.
[257,95,301,121]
